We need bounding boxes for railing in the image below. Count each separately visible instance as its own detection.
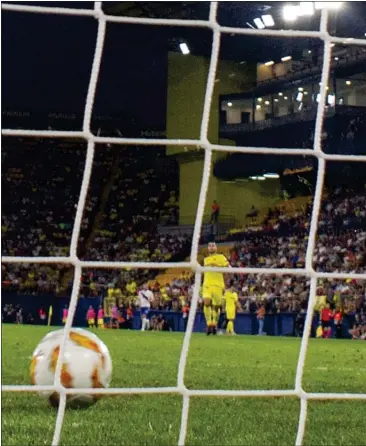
[220,105,366,136]
[158,214,236,238]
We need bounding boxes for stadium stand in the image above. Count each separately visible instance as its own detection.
[2,127,365,338]
[1,139,116,293]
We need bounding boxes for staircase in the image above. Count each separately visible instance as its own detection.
[84,163,120,254]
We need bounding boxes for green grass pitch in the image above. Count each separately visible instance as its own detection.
[2,325,366,446]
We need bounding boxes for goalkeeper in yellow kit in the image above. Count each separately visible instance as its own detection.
[202,242,230,335]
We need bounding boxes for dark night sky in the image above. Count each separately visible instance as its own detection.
[2,5,168,132]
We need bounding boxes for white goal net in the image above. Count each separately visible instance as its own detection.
[2,2,366,446]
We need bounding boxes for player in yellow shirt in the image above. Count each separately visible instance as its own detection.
[202,242,230,335]
[223,283,239,335]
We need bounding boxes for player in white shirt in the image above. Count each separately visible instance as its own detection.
[137,283,154,331]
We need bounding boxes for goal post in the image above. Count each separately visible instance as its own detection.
[2,2,366,446]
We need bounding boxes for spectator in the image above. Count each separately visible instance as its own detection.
[256,303,265,335]
[211,200,220,223]
[320,304,333,339]
[333,307,343,339]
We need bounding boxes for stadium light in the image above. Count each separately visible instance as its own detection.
[253,17,265,29]
[299,2,314,15]
[261,14,275,27]
[264,60,275,66]
[328,94,335,105]
[283,5,300,21]
[281,55,292,62]
[315,2,343,10]
[264,173,280,179]
[179,42,190,55]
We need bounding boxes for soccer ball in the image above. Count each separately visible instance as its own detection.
[30,328,112,408]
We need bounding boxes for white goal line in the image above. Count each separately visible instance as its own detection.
[3,384,366,401]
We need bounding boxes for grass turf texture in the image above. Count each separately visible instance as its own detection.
[2,325,365,446]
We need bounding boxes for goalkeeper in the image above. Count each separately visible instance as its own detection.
[202,242,230,335]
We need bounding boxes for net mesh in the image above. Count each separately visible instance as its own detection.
[2,2,366,446]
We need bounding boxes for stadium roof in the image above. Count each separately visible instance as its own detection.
[103,1,366,63]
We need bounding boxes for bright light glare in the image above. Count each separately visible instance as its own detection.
[264,60,275,66]
[346,80,352,85]
[257,97,263,102]
[281,56,292,62]
[296,92,304,102]
[264,173,280,179]
[179,43,190,55]
[227,102,233,107]
[250,176,266,181]
[315,2,343,10]
[253,17,265,29]
[265,101,270,105]
[328,94,335,105]
[299,2,314,15]
[261,14,275,27]
[283,5,300,21]
[278,92,283,96]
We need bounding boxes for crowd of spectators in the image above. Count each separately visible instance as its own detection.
[135,187,365,338]
[78,147,182,293]
[2,139,116,292]
[238,187,366,238]
[2,135,365,340]
[2,141,184,294]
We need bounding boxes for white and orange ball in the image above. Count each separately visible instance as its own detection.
[30,328,112,408]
